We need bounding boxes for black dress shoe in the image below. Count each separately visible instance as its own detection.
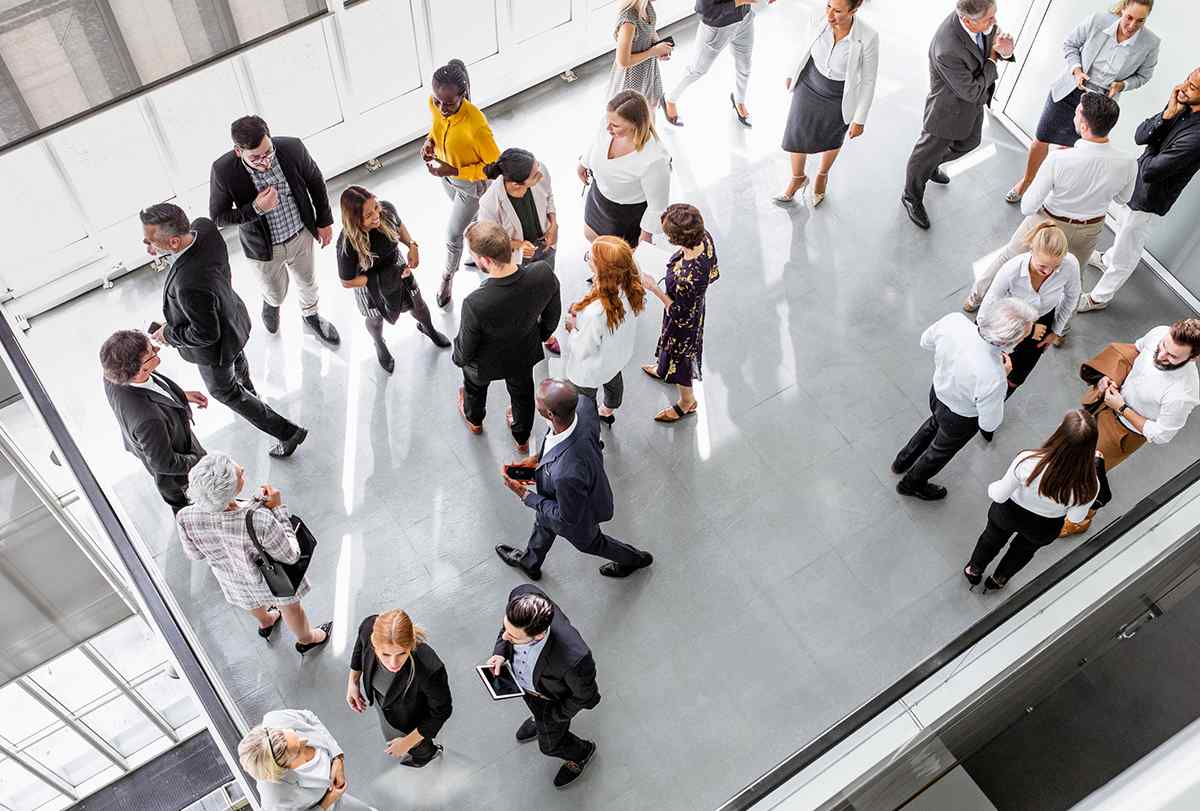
[896,479,947,501]
[901,195,931,230]
[929,167,951,184]
[269,427,308,458]
[262,302,280,334]
[295,621,333,655]
[515,717,538,743]
[598,413,615,426]
[303,314,341,346]
[436,275,453,308]
[891,454,914,475]
[495,544,541,580]
[417,322,451,348]
[553,740,596,789]
[373,340,395,374]
[401,744,443,767]
[599,551,652,578]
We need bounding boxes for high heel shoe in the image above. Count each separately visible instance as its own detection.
[772,176,808,205]
[982,575,1008,594]
[963,565,982,590]
[660,98,683,127]
[257,607,281,641]
[296,621,333,656]
[810,172,829,208]
[730,93,751,127]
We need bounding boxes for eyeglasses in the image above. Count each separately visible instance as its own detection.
[243,145,275,167]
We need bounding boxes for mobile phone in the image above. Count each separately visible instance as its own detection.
[148,321,162,333]
[659,36,675,47]
[428,158,445,172]
[504,464,536,482]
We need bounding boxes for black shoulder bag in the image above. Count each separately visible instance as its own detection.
[244,500,317,598]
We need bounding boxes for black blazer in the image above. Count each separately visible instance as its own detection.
[923,12,1014,141]
[104,371,204,502]
[350,615,453,740]
[208,136,333,261]
[162,218,252,368]
[1130,107,1200,216]
[452,261,561,381]
[522,394,614,543]
[493,585,600,724]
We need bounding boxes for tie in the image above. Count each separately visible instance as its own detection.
[975,31,987,56]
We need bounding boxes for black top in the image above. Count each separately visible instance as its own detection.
[350,615,453,740]
[451,261,561,381]
[161,218,253,368]
[1129,107,1200,216]
[336,201,404,281]
[209,136,333,261]
[696,0,749,28]
[104,371,204,478]
[508,192,543,242]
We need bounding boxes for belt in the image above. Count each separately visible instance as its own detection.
[1042,208,1105,226]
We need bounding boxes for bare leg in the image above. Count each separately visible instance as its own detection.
[279,602,325,645]
[781,153,808,197]
[814,148,842,195]
[249,606,279,630]
[1015,140,1050,194]
[678,384,697,410]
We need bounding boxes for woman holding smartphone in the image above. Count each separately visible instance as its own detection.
[609,0,673,113]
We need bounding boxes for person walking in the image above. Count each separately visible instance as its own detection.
[239,709,377,810]
[1079,67,1200,312]
[964,409,1109,592]
[1006,0,1159,203]
[774,0,878,206]
[892,299,1038,501]
[141,203,307,459]
[451,222,561,454]
[639,204,718,422]
[578,91,672,248]
[346,609,451,768]
[100,330,206,514]
[209,115,340,345]
[965,91,1133,310]
[337,185,449,374]
[176,452,331,655]
[484,585,601,789]
[902,0,1015,230]
[609,0,672,114]
[563,236,647,425]
[422,59,502,309]
[663,0,777,128]
[495,379,653,579]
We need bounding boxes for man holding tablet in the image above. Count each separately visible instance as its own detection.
[484,586,600,789]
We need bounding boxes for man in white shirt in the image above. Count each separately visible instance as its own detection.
[893,299,1037,501]
[966,92,1134,310]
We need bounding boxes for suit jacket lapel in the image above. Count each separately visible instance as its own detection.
[537,429,579,469]
[145,373,190,414]
[532,629,555,693]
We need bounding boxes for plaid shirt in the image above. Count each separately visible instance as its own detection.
[176,500,309,609]
[246,159,305,245]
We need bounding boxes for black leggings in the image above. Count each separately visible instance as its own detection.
[365,285,437,343]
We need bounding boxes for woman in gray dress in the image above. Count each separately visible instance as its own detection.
[609,0,673,113]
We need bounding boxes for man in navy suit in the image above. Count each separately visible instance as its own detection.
[496,379,653,579]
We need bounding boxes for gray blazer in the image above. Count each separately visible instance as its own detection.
[922,12,1014,141]
[1050,12,1159,102]
[256,709,366,811]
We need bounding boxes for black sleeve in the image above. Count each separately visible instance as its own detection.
[452,299,481,368]
[297,142,333,228]
[493,625,511,659]
[1134,111,1170,148]
[1139,118,1200,186]
[1092,457,1113,510]
[549,653,600,724]
[130,418,200,476]
[349,615,375,671]
[163,289,221,351]
[336,237,361,282]
[537,269,562,343]
[416,664,453,740]
[208,162,260,227]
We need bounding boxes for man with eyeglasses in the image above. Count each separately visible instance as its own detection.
[209,115,341,345]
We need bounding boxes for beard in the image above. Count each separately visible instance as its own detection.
[1155,356,1191,371]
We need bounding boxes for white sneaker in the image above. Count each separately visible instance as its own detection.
[1077,294,1107,313]
[1087,250,1106,270]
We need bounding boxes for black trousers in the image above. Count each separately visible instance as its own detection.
[903,114,984,203]
[968,499,1065,582]
[524,694,590,763]
[897,388,980,486]
[196,351,298,441]
[573,372,625,411]
[155,473,190,514]
[462,368,535,445]
[520,521,645,572]
[1006,312,1055,399]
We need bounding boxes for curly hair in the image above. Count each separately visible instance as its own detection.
[573,236,646,332]
[661,203,706,248]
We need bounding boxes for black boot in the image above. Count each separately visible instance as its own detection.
[417,321,451,348]
[373,339,395,373]
[303,314,341,346]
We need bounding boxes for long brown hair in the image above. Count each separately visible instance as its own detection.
[340,185,400,272]
[573,236,646,331]
[1024,409,1100,506]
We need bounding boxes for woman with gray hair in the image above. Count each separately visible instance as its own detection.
[239,708,376,810]
[176,452,330,654]
[893,298,1037,501]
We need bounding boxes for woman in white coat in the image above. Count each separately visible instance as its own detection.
[774,0,878,207]
[478,148,557,270]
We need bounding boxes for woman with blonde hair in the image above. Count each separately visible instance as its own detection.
[978,222,1081,399]
[609,0,673,113]
[239,709,376,809]
[346,609,452,767]
[578,90,672,248]
[564,236,647,423]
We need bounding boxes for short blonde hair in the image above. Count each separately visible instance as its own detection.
[1112,0,1152,14]
[1022,221,1069,258]
[238,726,289,782]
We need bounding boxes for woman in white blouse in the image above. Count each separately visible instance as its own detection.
[775,0,878,206]
[965,409,1109,592]
[577,90,672,248]
[563,236,646,423]
[977,223,1081,400]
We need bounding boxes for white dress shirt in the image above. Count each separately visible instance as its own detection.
[921,313,1008,432]
[581,131,671,235]
[988,451,1094,523]
[1119,325,1200,444]
[811,25,852,81]
[1082,21,1140,89]
[130,375,176,399]
[563,295,639,389]
[1021,139,1137,220]
[541,414,578,457]
[980,252,1081,337]
[511,635,548,695]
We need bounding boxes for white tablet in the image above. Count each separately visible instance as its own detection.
[476,662,526,701]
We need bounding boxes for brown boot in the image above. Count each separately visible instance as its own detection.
[1059,509,1097,539]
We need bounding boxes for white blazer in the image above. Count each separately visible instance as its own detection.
[787,15,880,126]
[476,166,556,265]
[563,294,640,389]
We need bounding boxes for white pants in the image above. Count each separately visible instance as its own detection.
[667,11,756,105]
[1089,210,1159,304]
[252,230,319,316]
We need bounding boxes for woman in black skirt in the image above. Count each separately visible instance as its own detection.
[338,185,449,374]
[775,0,878,207]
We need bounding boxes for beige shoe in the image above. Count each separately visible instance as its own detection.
[1077,293,1107,313]
[963,291,982,313]
[773,176,808,205]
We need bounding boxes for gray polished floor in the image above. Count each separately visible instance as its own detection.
[19,3,1200,809]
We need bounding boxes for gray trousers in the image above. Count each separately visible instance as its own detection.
[252,230,319,316]
[442,177,488,277]
[667,12,755,104]
[573,373,624,411]
[903,112,984,204]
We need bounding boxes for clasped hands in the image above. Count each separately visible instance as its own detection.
[1072,68,1124,98]
[1030,323,1061,348]
[1096,375,1127,412]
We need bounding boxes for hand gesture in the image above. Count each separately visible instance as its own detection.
[520,241,537,259]
[652,41,674,60]
[260,484,282,509]
[993,33,1015,60]
[327,782,347,802]
[639,270,658,291]
[1036,330,1061,349]
[254,186,279,213]
[501,466,532,497]
[1031,323,1047,341]
[406,244,420,270]
[848,123,865,139]
[1102,383,1125,412]
[316,225,333,248]
[1108,80,1126,98]
[1002,352,1013,376]
[564,312,578,333]
[486,654,506,676]
[421,138,435,162]
[185,391,208,409]
[1073,67,1090,90]
[150,325,167,345]
[544,221,558,247]
[346,681,367,713]
[1165,83,1186,120]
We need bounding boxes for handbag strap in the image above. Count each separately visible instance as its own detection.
[243,499,273,563]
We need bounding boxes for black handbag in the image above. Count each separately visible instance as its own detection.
[244,500,317,598]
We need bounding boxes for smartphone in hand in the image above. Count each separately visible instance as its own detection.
[504,464,536,482]
[148,321,162,334]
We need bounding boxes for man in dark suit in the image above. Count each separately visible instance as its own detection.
[141,202,307,458]
[452,220,561,454]
[902,0,1016,229]
[100,329,206,513]
[485,585,600,789]
[209,115,340,344]
[496,379,653,579]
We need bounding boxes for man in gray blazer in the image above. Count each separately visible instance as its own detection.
[902,0,1016,229]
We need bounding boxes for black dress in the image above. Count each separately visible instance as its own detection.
[336,201,421,324]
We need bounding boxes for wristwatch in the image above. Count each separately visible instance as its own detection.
[1118,404,1131,415]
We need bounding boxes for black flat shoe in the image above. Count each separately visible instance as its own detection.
[262,302,280,334]
[730,93,751,127]
[495,544,541,581]
[598,413,615,426]
[963,565,983,589]
[901,195,931,230]
[295,621,332,656]
[599,551,652,578]
[436,275,453,308]
[257,608,281,641]
[269,427,308,458]
[303,314,341,346]
[516,717,538,743]
[930,167,951,185]
[896,479,947,501]
[401,745,443,767]
[982,575,1008,594]
[554,741,596,789]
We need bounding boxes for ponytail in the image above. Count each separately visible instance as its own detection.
[1022,221,1069,258]
[483,148,536,184]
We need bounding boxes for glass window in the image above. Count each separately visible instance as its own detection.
[147,62,248,190]
[137,671,200,729]
[28,650,113,714]
[25,724,110,786]
[341,0,422,113]
[80,695,163,757]
[228,0,324,42]
[243,22,343,139]
[89,619,168,683]
[0,684,56,746]
[0,756,61,811]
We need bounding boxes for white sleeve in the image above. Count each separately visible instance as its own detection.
[639,152,672,235]
[980,255,1021,314]
[1065,500,1093,524]
[987,456,1022,503]
[1134,326,1162,355]
[976,377,1007,433]
[1141,396,1198,445]
[1052,257,1082,336]
[1021,154,1055,216]
[919,317,944,351]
